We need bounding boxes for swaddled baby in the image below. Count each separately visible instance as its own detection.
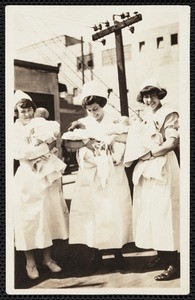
[62,116,129,188]
[124,117,167,184]
[25,107,66,188]
[62,115,129,165]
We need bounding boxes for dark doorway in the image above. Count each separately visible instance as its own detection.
[26,92,55,120]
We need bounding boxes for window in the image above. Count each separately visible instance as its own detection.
[102,45,131,66]
[87,59,93,67]
[139,41,145,52]
[157,37,164,48]
[102,48,116,66]
[171,33,178,45]
[77,53,93,71]
[124,45,131,60]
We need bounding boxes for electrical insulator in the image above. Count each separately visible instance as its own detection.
[120,13,125,19]
[120,12,130,19]
[129,26,135,34]
[93,25,98,31]
[102,20,110,27]
[105,21,110,27]
[100,39,106,46]
[98,24,102,30]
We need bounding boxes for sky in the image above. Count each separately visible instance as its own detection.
[6,5,188,52]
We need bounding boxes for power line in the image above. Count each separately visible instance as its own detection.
[32,43,82,91]
[49,36,92,83]
[19,16,82,92]
[21,17,86,86]
[33,35,138,116]
[16,13,141,117]
[17,16,117,96]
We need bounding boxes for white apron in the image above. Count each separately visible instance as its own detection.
[69,114,133,249]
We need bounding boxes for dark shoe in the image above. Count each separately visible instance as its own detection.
[145,256,162,270]
[154,265,179,281]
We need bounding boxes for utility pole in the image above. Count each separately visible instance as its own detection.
[92,13,142,116]
[89,42,94,80]
[81,36,85,84]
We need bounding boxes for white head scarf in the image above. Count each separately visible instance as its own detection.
[139,78,163,92]
[79,80,108,103]
[13,90,32,107]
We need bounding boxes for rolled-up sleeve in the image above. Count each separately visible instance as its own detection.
[164,112,179,139]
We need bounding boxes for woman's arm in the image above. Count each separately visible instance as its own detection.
[141,112,179,160]
[152,112,179,157]
[140,137,179,160]
[63,140,85,152]
[151,137,179,157]
[114,133,127,143]
[63,139,96,152]
[13,141,49,160]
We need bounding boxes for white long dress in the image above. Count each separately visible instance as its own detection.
[13,119,69,251]
[127,104,180,251]
[69,113,133,249]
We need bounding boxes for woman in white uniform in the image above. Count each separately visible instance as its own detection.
[13,91,69,279]
[63,81,133,270]
[125,80,180,281]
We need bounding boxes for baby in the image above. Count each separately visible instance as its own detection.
[62,116,129,188]
[25,107,66,188]
[28,107,60,146]
[62,116,129,165]
[124,118,166,185]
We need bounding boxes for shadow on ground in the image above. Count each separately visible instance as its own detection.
[15,241,179,289]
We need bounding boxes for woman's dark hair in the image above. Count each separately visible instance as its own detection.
[137,86,167,103]
[82,95,107,109]
[14,99,37,118]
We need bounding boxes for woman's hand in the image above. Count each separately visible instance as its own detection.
[103,136,115,154]
[34,139,43,146]
[140,151,152,161]
[48,140,56,151]
[67,121,86,131]
[86,139,96,151]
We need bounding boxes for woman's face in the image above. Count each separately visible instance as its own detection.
[17,106,34,125]
[86,103,104,122]
[143,92,161,112]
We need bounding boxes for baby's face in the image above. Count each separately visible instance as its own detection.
[114,116,129,126]
[34,111,42,118]
[34,108,49,119]
[120,117,130,126]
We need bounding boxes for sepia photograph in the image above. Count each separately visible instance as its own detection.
[5,4,190,295]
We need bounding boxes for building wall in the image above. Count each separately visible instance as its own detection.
[15,36,93,96]
[14,60,61,123]
[14,60,63,158]
[94,22,179,114]
[14,60,86,160]
[15,22,180,116]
